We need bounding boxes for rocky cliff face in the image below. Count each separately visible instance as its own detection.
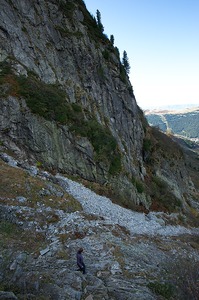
[0,0,196,209]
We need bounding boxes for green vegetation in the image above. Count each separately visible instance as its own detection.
[97,66,104,79]
[0,61,69,123]
[119,64,127,83]
[102,49,110,60]
[58,0,108,43]
[150,126,184,159]
[58,0,75,19]
[132,177,145,193]
[150,175,182,212]
[96,9,104,33]
[122,50,130,74]
[146,110,199,139]
[78,2,109,44]
[0,221,18,236]
[109,153,122,175]
[148,281,175,299]
[110,34,114,46]
[17,75,70,123]
[0,60,12,77]
[146,114,167,132]
[143,138,152,152]
[55,25,83,38]
[70,118,121,174]
[135,180,144,193]
[0,60,121,174]
[0,158,82,212]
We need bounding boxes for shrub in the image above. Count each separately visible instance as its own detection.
[17,75,69,123]
[132,177,144,193]
[55,25,83,38]
[143,138,152,152]
[148,281,175,299]
[151,126,183,159]
[102,49,110,60]
[135,180,144,193]
[150,176,182,212]
[0,221,18,236]
[58,1,75,19]
[0,61,18,96]
[97,66,106,80]
[0,61,12,78]
[36,161,42,168]
[109,153,122,175]
[70,117,121,174]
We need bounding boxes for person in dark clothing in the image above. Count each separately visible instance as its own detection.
[76,248,86,274]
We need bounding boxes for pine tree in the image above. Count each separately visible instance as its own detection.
[122,50,130,74]
[96,9,104,33]
[110,34,114,46]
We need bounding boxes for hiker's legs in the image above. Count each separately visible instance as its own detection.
[82,263,86,274]
[77,263,86,274]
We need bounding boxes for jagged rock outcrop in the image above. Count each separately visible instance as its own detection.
[0,0,195,209]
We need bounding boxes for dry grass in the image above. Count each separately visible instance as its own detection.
[0,157,83,253]
[0,159,82,212]
[0,220,47,253]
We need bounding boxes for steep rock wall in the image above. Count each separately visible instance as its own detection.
[0,0,194,209]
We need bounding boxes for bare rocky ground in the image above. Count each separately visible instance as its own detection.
[0,152,199,300]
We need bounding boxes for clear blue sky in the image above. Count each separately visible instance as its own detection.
[84,0,199,109]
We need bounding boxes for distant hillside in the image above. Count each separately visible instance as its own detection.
[145,107,199,143]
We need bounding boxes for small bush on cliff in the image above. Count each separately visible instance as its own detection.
[151,126,184,159]
[132,177,145,193]
[109,153,122,175]
[150,176,182,212]
[58,1,75,19]
[148,281,175,299]
[0,61,18,96]
[143,138,152,152]
[17,75,69,123]
[70,118,122,174]
[0,61,12,78]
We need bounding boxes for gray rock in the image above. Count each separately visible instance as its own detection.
[40,248,50,256]
[9,260,17,271]
[15,197,27,203]
[0,291,18,299]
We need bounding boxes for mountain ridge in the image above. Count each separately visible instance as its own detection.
[144,106,199,115]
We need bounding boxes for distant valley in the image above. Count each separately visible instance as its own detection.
[145,106,199,145]
[145,106,199,190]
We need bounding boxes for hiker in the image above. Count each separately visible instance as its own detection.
[76,247,86,274]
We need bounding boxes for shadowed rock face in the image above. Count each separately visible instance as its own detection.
[0,0,195,208]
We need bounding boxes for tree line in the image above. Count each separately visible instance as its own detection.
[96,9,131,75]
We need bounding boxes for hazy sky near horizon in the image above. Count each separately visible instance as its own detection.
[84,0,199,109]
